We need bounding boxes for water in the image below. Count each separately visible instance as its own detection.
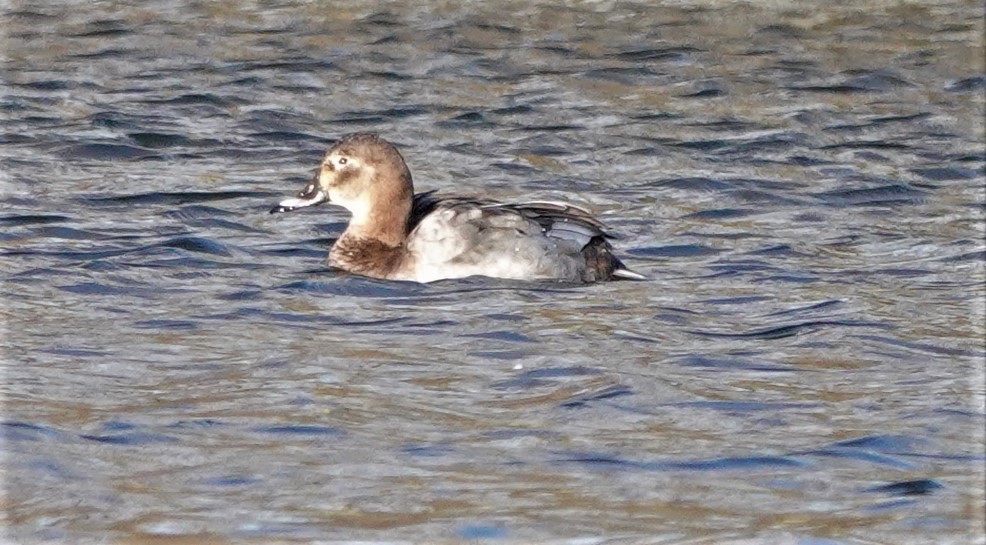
[2,1,984,543]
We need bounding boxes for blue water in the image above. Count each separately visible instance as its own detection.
[2,1,984,544]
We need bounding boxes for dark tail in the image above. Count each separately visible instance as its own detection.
[582,237,646,282]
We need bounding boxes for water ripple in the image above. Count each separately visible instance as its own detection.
[3,2,982,542]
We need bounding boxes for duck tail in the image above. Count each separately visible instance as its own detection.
[582,237,646,281]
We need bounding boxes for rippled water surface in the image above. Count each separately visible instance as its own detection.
[3,1,985,544]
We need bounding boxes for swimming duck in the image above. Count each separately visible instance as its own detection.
[270,132,644,283]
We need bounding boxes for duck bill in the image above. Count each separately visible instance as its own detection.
[269,174,328,214]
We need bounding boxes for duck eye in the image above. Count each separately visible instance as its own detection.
[338,157,348,165]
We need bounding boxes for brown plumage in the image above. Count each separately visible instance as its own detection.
[270,132,645,283]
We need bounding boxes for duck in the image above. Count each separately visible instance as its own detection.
[270,132,644,283]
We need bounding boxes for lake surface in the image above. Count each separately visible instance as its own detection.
[2,1,984,544]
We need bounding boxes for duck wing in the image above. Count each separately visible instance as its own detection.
[477,200,646,280]
[412,191,610,238]
[406,193,644,281]
[481,200,612,248]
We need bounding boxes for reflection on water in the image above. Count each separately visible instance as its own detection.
[2,1,984,543]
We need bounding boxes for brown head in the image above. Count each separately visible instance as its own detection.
[270,133,415,246]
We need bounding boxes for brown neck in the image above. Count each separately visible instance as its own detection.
[343,164,413,247]
[346,199,410,247]
[329,232,406,279]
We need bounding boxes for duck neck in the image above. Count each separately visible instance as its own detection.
[329,228,406,279]
[329,197,411,277]
[344,199,410,248]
